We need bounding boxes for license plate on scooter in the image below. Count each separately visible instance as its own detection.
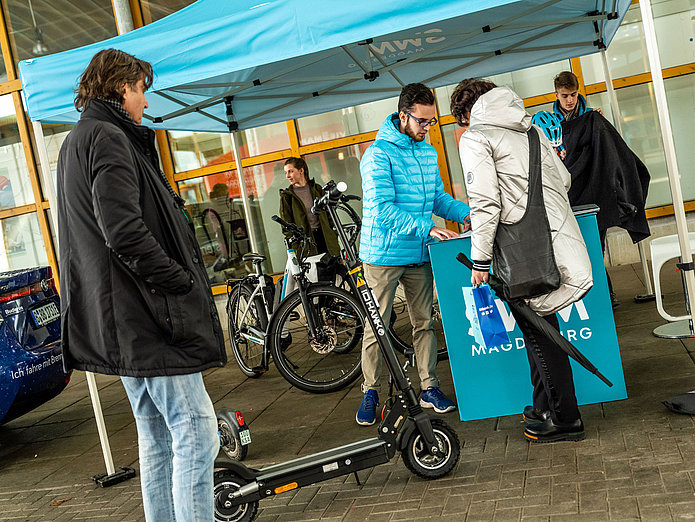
[239,429,251,445]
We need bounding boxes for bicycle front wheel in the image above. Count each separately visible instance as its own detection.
[228,283,267,378]
[268,285,364,393]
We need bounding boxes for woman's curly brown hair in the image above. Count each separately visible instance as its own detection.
[449,78,497,127]
[75,49,153,111]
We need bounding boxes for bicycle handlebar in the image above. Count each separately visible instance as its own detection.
[311,180,361,214]
[271,215,307,241]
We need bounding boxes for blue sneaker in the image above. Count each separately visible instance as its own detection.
[420,387,456,414]
[356,390,379,426]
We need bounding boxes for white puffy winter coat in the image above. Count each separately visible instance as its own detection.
[459,87,593,315]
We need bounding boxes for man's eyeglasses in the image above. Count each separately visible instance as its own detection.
[405,112,438,128]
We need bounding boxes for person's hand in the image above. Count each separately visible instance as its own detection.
[461,217,471,232]
[471,270,489,286]
[559,148,567,160]
[596,107,603,116]
[429,226,459,240]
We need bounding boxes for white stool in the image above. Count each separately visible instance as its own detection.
[650,232,695,337]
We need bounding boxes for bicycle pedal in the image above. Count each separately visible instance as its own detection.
[251,366,267,374]
[289,312,300,321]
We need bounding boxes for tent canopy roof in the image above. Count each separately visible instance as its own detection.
[19,0,631,133]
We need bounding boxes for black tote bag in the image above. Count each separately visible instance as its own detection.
[492,127,561,300]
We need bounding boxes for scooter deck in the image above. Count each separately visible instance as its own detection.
[216,437,391,502]
[258,437,387,482]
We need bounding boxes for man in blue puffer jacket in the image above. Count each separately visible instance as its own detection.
[356,83,471,426]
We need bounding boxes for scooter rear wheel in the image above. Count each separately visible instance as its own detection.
[214,469,258,522]
[401,418,460,479]
[217,411,248,461]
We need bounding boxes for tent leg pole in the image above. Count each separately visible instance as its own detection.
[640,0,695,334]
[86,372,136,487]
[230,130,260,253]
[600,50,655,302]
[86,371,115,475]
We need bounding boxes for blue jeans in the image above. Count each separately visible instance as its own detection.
[121,373,218,522]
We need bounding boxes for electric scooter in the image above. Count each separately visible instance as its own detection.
[213,181,461,522]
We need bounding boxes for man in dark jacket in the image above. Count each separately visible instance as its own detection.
[56,49,226,521]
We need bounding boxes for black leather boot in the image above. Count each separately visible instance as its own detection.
[522,405,550,423]
[524,418,585,443]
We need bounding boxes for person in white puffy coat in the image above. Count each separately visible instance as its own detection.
[451,79,593,443]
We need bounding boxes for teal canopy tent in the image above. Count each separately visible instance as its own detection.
[19,0,630,132]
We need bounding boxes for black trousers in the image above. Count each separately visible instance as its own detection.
[511,309,580,424]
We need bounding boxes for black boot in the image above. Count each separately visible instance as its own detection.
[524,418,585,443]
[522,405,550,423]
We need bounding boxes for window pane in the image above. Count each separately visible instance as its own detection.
[39,122,73,196]
[303,145,369,217]
[179,174,250,283]
[139,0,196,23]
[297,97,398,145]
[5,0,117,63]
[440,123,467,203]
[169,123,290,172]
[435,60,570,116]
[663,74,695,204]
[0,52,7,83]
[0,213,48,271]
[0,94,34,209]
[581,1,695,86]
[178,160,286,281]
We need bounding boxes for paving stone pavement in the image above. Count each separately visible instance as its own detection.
[2,261,695,521]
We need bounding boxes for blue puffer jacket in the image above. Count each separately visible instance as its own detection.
[359,113,470,266]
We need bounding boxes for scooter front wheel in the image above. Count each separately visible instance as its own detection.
[401,418,460,479]
[214,469,258,522]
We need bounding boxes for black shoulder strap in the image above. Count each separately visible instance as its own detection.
[526,127,542,205]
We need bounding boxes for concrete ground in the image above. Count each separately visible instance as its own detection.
[2,261,695,521]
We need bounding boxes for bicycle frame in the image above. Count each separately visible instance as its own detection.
[231,223,335,353]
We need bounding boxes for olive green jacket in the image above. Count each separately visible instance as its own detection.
[279,179,340,257]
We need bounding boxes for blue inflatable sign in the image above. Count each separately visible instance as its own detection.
[429,210,627,421]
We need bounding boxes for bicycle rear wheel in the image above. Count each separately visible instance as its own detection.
[389,298,448,362]
[268,285,364,393]
[228,283,267,378]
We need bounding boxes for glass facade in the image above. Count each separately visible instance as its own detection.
[435,60,571,116]
[0,94,33,209]
[581,0,695,84]
[0,213,47,271]
[4,0,117,63]
[39,122,72,194]
[0,0,692,290]
[297,97,398,145]
[169,123,290,172]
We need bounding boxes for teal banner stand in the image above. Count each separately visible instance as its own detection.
[429,209,627,421]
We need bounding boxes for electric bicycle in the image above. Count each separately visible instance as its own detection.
[213,181,461,522]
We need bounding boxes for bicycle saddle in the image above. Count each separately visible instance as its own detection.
[242,253,266,264]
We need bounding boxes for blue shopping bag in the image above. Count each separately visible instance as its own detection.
[462,284,509,349]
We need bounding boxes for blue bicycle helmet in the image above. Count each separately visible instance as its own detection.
[531,111,564,151]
